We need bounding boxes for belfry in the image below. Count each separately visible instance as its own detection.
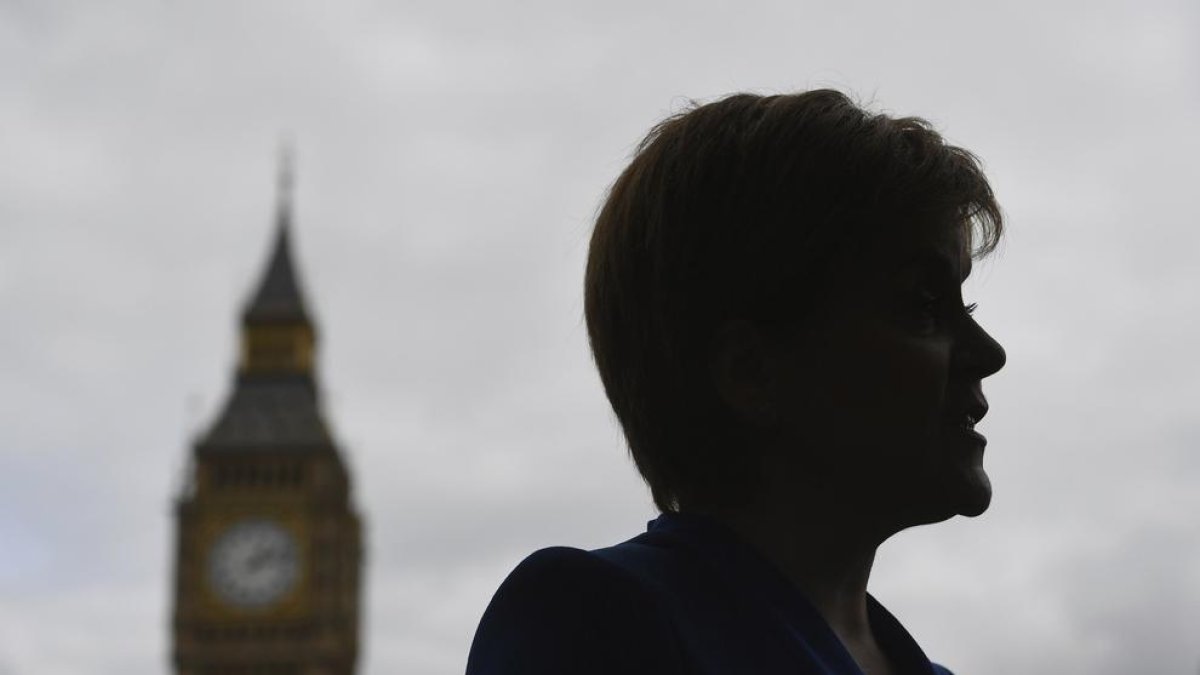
[171,155,363,675]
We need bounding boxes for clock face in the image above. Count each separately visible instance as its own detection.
[207,518,300,609]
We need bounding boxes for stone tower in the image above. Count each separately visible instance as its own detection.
[172,157,362,675]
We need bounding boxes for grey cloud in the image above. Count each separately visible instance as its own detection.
[1,0,1198,673]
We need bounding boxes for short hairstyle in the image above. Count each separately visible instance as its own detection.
[585,89,1002,512]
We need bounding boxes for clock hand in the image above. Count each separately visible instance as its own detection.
[246,544,288,574]
[246,547,274,572]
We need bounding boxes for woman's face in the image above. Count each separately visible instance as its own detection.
[766,221,1007,528]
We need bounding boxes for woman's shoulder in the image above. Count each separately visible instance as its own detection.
[465,546,683,675]
[504,544,652,588]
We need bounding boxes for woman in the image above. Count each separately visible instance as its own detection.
[466,90,1006,675]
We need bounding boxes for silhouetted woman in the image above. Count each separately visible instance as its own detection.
[466,90,1006,675]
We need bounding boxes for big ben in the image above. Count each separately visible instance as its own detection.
[172,157,363,675]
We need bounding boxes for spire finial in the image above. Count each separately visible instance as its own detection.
[244,139,311,326]
[277,139,295,227]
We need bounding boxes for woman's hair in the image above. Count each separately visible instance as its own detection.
[584,89,1002,512]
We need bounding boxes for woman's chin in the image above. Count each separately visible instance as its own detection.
[950,465,993,517]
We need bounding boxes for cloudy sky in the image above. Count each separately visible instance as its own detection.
[1,0,1198,673]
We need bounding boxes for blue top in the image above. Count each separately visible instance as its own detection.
[466,513,954,674]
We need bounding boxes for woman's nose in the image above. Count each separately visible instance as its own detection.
[959,318,1006,378]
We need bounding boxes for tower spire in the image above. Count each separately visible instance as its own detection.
[242,146,311,326]
[199,146,329,451]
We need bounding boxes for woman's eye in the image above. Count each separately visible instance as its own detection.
[910,293,941,325]
[916,292,941,314]
[910,295,976,330]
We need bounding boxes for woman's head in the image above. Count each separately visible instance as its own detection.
[585,90,1005,518]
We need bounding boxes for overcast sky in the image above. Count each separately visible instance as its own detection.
[1,0,1198,673]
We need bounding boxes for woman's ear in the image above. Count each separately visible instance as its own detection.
[708,319,780,429]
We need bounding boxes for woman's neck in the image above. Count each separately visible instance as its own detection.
[711,505,881,643]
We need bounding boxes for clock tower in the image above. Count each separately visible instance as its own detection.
[172,157,363,675]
